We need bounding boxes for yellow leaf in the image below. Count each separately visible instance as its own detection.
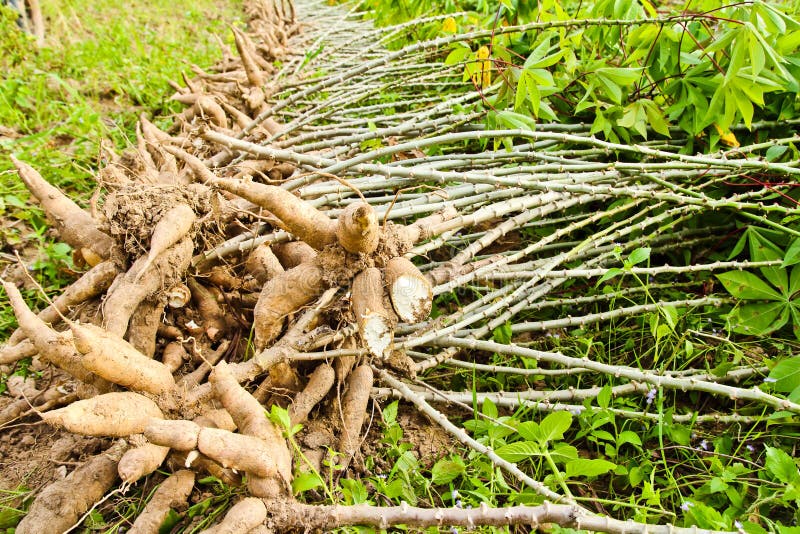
[441,17,457,33]
[472,46,491,88]
[713,123,740,148]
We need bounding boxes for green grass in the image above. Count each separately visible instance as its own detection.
[0,0,243,335]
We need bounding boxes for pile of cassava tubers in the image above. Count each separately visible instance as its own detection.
[0,0,453,531]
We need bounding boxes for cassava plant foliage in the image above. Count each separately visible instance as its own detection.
[3,0,800,531]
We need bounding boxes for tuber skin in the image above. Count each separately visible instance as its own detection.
[126,298,164,358]
[271,240,317,269]
[338,364,374,460]
[188,278,229,340]
[72,322,176,395]
[245,243,284,284]
[198,497,267,534]
[233,26,265,87]
[3,282,109,390]
[210,361,291,497]
[145,419,281,479]
[161,341,188,373]
[6,260,118,347]
[14,440,128,534]
[128,470,195,534]
[384,256,433,323]
[103,236,193,338]
[289,363,335,426]
[336,202,380,255]
[118,439,171,484]
[351,268,394,358]
[211,178,337,250]
[41,392,164,437]
[137,203,196,281]
[11,155,115,264]
[253,261,324,350]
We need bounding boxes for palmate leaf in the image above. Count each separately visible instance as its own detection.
[728,301,789,336]
[767,356,800,393]
[716,271,783,300]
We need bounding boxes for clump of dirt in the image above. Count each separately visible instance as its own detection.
[0,415,109,495]
[102,183,215,257]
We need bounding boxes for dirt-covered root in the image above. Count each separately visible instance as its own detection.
[352,268,394,358]
[128,470,195,534]
[142,413,287,486]
[3,282,110,392]
[118,438,171,484]
[337,202,380,254]
[71,322,176,395]
[209,361,292,498]
[246,243,285,284]
[5,260,118,347]
[338,364,373,461]
[136,203,197,279]
[271,241,316,269]
[211,178,337,250]
[14,440,128,534]
[199,497,267,534]
[187,278,231,340]
[126,298,164,358]
[41,392,164,437]
[10,155,115,265]
[384,257,432,323]
[253,261,325,350]
[103,236,194,337]
[288,362,335,426]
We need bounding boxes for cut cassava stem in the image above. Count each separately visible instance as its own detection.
[128,470,195,534]
[41,392,163,437]
[14,440,128,534]
[384,256,432,323]
[352,268,394,358]
[211,178,337,250]
[72,322,176,395]
[11,155,115,264]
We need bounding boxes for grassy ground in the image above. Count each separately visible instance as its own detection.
[0,0,243,336]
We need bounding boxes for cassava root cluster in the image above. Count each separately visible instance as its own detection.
[0,1,447,531]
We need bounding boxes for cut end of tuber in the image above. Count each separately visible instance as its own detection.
[360,312,393,358]
[385,256,432,323]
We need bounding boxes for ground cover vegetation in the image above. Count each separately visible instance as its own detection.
[2,0,800,532]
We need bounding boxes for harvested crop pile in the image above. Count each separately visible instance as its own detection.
[2,0,799,532]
